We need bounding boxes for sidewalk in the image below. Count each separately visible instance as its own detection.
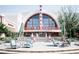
[0,42,79,54]
[0,46,79,54]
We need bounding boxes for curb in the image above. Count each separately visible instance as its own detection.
[0,48,79,53]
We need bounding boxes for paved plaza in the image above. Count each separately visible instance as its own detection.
[0,41,79,54]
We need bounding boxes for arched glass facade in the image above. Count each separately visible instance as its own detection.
[26,14,39,30]
[42,15,56,27]
[25,14,57,30]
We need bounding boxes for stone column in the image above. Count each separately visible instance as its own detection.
[31,33,34,38]
[39,13,43,30]
[45,33,47,37]
[36,33,39,37]
[39,5,43,30]
[36,33,39,41]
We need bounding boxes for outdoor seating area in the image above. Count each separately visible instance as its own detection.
[0,37,79,54]
[0,37,79,50]
[3,37,33,49]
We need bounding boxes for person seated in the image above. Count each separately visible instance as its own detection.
[66,39,70,45]
[59,37,70,47]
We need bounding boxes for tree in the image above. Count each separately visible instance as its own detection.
[58,6,79,38]
[0,22,10,36]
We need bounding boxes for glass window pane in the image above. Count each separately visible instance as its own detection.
[43,15,56,27]
[26,14,56,30]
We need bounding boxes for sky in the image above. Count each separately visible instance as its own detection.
[0,5,79,31]
[0,5,79,13]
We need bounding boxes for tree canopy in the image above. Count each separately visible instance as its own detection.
[58,6,79,38]
[0,22,11,36]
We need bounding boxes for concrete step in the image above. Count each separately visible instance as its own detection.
[57,50,79,54]
[0,47,79,53]
[0,50,18,54]
[0,48,79,54]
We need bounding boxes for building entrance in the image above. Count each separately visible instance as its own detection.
[24,32,59,42]
[24,7,61,42]
[24,32,59,37]
[24,32,46,37]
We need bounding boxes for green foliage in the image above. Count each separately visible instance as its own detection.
[2,37,17,42]
[0,20,18,41]
[0,22,9,33]
[58,6,79,38]
[0,22,12,41]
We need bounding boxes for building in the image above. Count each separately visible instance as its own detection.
[0,14,15,32]
[0,5,61,38]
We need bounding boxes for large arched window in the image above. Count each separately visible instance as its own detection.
[42,15,56,27]
[25,14,57,30]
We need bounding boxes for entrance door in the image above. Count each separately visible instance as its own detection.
[24,32,49,42]
[35,32,48,42]
[38,32,45,37]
